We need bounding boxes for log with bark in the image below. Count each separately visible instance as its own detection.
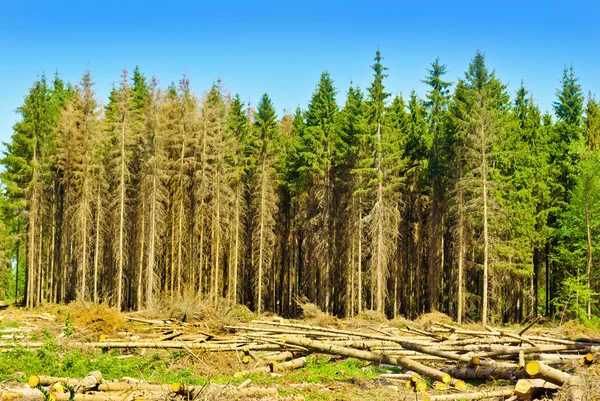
[282,336,466,388]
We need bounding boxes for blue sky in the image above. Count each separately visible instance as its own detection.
[1,0,599,146]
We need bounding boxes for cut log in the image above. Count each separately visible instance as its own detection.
[262,350,304,363]
[378,373,414,380]
[477,343,590,358]
[525,361,570,385]
[282,337,461,387]
[171,383,277,398]
[28,372,102,393]
[251,320,405,343]
[236,356,306,376]
[563,375,585,401]
[400,342,472,363]
[0,390,123,401]
[442,366,529,381]
[96,382,170,392]
[514,379,558,399]
[158,330,181,341]
[422,388,515,400]
[518,351,525,368]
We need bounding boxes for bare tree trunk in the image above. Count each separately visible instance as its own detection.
[457,187,465,324]
[358,197,362,314]
[81,196,88,300]
[585,175,593,320]
[37,215,43,305]
[481,126,489,325]
[117,124,126,310]
[93,192,101,303]
[49,203,56,303]
[213,174,221,303]
[177,196,184,298]
[258,160,266,315]
[28,200,36,309]
[232,187,241,305]
[137,194,145,310]
[375,121,385,314]
[146,175,157,307]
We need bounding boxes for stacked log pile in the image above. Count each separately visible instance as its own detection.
[0,315,598,400]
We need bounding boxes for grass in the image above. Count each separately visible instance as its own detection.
[0,320,20,329]
[0,333,199,384]
[0,334,388,401]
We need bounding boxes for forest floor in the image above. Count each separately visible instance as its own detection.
[0,300,599,400]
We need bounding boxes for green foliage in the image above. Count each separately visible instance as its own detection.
[552,274,598,322]
[64,311,74,336]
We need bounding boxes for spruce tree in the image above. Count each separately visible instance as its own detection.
[423,58,452,315]
[298,71,340,312]
[251,94,279,314]
[451,51,510,324]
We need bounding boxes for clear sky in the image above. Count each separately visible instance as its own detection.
[1,0,599,146]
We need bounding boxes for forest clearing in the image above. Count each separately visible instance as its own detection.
[0,301,598,401]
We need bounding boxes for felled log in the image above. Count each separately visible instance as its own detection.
[96,382,170,392]
[251,320,404,343]
[477,343,590,358]
[524,361,570,385]
[377,373,414,380]
[514,379,558,399]
[422,388,515,400]
[262,350,304,363]
[282,337,464,388]
[171,383,277,398]
[28,371,102,393]
[580,352,594,365]
[563,375,585,401]
[0,341,286,352]
[400,341,472,364]
[441,366,529,381]
[0,390,124,401]
[236,356,306,376]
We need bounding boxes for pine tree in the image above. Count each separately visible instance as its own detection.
[140,77,167,308]
[451,51,510,324]
[105,70,135,310]
[3,75,61,307]
[298,72,341,312]
[423,58,452,315]
[252,94,279,314]
[354,50,403,314]
[201,83,231,302]
[225,95,249,306]
[340,84,367,315]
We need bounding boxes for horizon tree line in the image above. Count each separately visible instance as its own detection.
[0,49,598,324]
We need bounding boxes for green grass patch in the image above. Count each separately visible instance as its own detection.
[1,336,387,400]
[0,320,20,329]
[0,334,201,384]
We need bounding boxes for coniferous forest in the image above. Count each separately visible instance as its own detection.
[1,50,599,325]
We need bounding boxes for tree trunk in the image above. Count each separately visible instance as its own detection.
[481,126,489,325]
[93,191,101,303]
[146,175,156,307]
[116,123,126,310]
[585,175,593,320]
